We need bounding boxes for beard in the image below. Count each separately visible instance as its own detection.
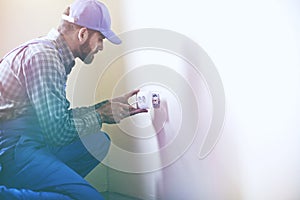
[83,52,95,64]
[80,40,97,64]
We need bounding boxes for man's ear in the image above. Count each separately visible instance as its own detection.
[77,27,89,44]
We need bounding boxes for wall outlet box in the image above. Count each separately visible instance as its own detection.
[136,90,160,109]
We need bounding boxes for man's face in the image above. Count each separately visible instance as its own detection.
[80,31,105,64]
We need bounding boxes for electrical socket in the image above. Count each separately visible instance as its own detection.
[136,90,160,109]
[136,91,151,109]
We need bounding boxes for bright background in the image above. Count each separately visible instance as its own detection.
[1,0,300,200]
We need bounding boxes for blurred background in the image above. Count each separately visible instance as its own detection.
[1,0,300,199]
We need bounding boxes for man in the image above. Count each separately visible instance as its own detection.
[0,0,147,199]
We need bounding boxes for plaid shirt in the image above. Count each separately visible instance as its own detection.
[0,29,103,146]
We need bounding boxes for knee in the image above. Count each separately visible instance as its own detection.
[80,131,111,162]
[102,132,111,142]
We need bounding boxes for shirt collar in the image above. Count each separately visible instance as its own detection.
[46,29,75,75]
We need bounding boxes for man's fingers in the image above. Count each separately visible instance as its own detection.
[99,96,147,124]
[129,108,148,116]
[125,89,140,99]
[111,89,140,104]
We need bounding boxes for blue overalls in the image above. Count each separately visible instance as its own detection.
[0,40,110,200]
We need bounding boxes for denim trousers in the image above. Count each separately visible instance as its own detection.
[0,115,110,200]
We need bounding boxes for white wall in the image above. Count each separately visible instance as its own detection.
[96,0,300,199]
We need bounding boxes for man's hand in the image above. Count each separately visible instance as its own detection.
[97,89,148,124]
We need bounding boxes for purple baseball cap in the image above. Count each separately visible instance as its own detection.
[62,0,121,44]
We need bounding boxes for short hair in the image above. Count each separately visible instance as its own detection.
[58,7,80,35]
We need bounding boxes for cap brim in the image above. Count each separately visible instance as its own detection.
[101,29,122,45]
